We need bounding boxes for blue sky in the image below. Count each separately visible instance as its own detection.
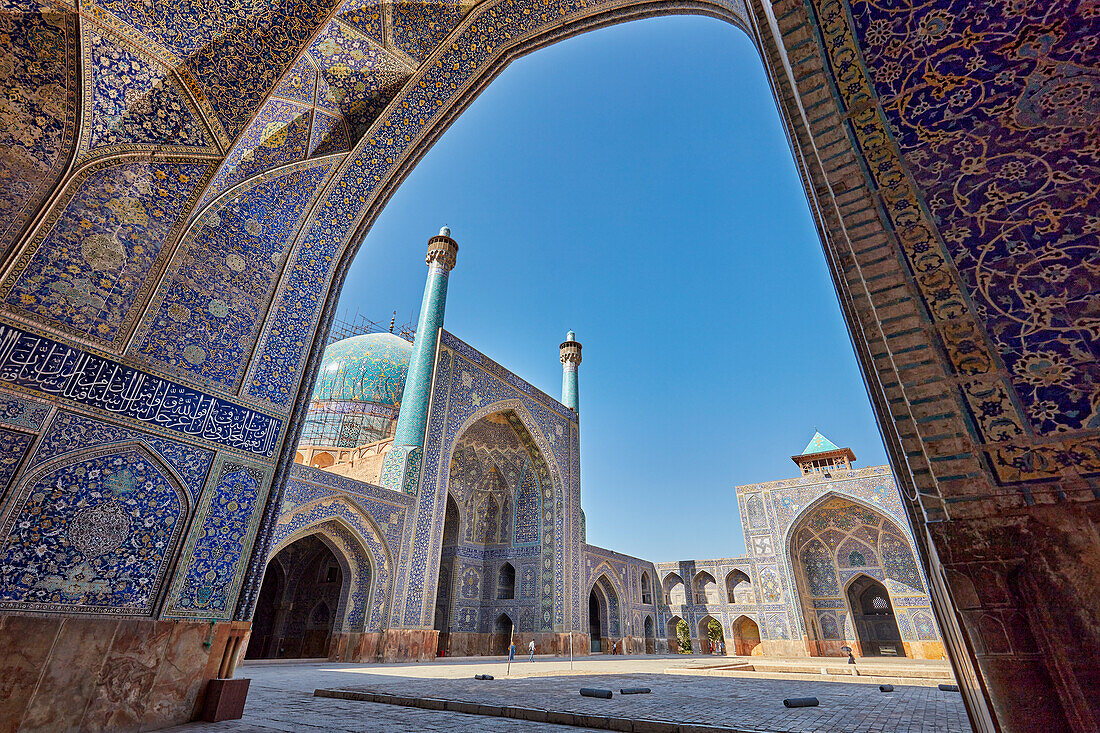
[337,15,888,561]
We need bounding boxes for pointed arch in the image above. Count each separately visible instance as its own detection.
[697,614,726,654]
[731,614,762,656]
[662,572,686,606]
[442,402,565,632]
[725,569,753,604]
[692,570,719,605]
[497,561,516,600]
[270,496,393,632]
[787,491,924,657]
[0,442,190,616]
[588,572,624,644]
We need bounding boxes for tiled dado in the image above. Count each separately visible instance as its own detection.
[0,614,246,732]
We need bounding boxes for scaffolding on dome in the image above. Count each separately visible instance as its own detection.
[326,308,416,346]
[300,309,417,449]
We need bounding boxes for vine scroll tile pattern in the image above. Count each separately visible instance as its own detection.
[812,0,1100,483]
[165,461,268,619]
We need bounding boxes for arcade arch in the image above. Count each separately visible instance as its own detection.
[693,571,719,605]
[846,574,905,657]
[698,615,725,654]
[663,573,686,606]
[731,615,761,656]
[492,613,514,656]
[725,569,752,604]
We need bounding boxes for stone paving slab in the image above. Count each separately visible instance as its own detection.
[317,672,970,733]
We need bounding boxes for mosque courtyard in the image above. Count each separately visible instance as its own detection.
[166,655,967,733]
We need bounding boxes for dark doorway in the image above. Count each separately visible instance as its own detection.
[245,562,283,658]
[434,495,460,646]
[644,615,655,654]
[492,613,514,656]
[245,534,344,659]
[847,575,905,657]
[589,591,602,652]
[497,562,515,600]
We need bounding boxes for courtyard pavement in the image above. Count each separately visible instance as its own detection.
[165,655,970,733]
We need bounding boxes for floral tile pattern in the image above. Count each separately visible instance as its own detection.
[84,30,213,154]
[135,162,331,388]
[165,461,267,618]
[0,3,79,261]
[0,447,188,614]
[197,99,313,208]
[2,159,210,346]
[848,0,1100,436]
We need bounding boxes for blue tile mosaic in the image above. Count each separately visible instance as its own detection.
[31,410,215,502]
[0,3,78,261]
[0,323,282,456]
[136,162,331,389]
[84,30,213,153]
[2,159,210,346]
[0,447,188,614]
[166,461,266,618]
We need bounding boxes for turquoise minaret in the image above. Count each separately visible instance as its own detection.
[380,227,458,493]
[560,331,581,413]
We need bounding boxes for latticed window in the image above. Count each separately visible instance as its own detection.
[871,595,888,611]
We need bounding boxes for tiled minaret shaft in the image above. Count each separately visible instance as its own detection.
[560,330,581,413]
[380,227,458,493]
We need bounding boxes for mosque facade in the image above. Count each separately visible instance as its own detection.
[247,235,944,664]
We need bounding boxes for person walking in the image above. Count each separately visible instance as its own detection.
[508,640,515,661]
[528,640,535,662]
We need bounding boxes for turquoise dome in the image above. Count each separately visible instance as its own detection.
[310,332,412,408]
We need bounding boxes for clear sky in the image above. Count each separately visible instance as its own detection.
[337,15,889,561]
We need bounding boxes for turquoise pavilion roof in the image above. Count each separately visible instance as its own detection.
[310,332,412,408]
[802,431,841,455]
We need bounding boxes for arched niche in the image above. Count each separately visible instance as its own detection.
[693,571,719,605]
[725,569,753,604]
[786,493,924,657]
[663,572,686,606]
[269,499,391,635]
[731,615,762,656]
[248,533,346,659]
[0,443,190,616]
[443,405,560,634]
[588,573,622,652]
